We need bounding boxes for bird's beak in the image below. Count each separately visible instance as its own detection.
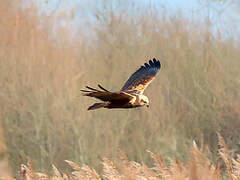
[146,104,150,108]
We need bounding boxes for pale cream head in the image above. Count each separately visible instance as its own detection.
[139,94,149,107]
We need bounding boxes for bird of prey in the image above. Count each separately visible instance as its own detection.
[81,58,161,110]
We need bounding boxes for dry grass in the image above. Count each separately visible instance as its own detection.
[0,134,239,179]
[0,0,240,176]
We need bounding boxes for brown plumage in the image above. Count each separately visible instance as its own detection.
[81,58,161,110]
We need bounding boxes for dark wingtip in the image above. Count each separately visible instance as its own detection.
[149,59,154,66]
[147,58,161,69]
[153,58,161,69]
[80,90,90,96]
[80,89,90,93]
[85,86,99,92]
[144,63,150,68]
[98,84,109,92]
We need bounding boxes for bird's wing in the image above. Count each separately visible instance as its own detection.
[120,58,161,94]
[81,85,134,103]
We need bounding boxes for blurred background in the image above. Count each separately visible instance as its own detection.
[0,0,240,175]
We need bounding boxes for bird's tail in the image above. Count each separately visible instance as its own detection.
[87,102,108,111]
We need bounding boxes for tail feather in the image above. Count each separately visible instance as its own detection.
[87,103,107,110]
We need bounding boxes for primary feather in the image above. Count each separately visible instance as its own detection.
[121,58,161,94]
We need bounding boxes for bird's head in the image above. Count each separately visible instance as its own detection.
[139,94,149,108]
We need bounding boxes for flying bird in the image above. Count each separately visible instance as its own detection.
[81,58,161,110]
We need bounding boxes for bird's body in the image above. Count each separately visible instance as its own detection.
[81,58,161,110]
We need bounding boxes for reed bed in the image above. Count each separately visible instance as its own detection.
[0,134,238,179]
[0,0,240,176]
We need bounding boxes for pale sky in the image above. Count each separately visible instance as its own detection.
[35,0,240,37]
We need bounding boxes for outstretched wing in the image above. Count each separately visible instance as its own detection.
[81,85,134,103]
[121,58,161,94]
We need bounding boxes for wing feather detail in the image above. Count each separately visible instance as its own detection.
[81,86,134,103]
[121,58,161,94]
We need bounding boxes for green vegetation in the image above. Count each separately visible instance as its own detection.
[0,0,239,176]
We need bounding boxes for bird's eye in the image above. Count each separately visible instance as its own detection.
[141,100,146,103]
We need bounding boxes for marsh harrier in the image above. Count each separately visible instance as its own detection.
[81,58,161,110]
